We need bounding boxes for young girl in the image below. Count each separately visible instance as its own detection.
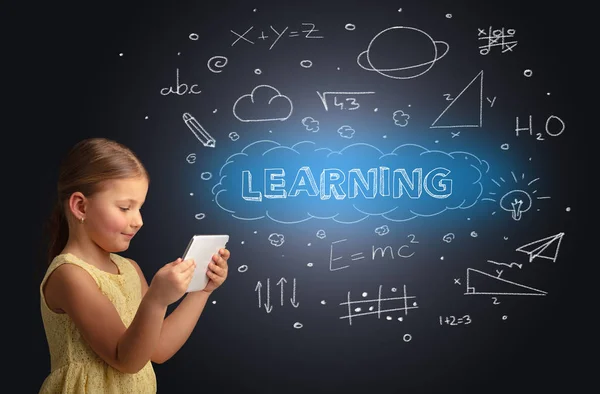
[38,137,230,393]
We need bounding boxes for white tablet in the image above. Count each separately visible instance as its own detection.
[182,234,229,292]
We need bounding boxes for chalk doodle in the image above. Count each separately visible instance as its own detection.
[212,140,489,224]
[301,116,319,132]
[186,153,196,164]
[268,233,285,247]
[392,110,410,127]
[464,268,547,296]
[183,112,216,148]
[481,171,550,220]
[207,56,228,73]
[255,277,299,313]
[233,85,293,122]
[230,23,323,50]
[478,26,518,55]
[431,70,484,128]
[337,125,355,138]
[515,115,565,140]
[357,26,449,79]
[160,68,201,96]
[329,234,418,271]
[439,315,472,325]
[316,91,375,111]
[487,260,523,269]
[340,285,418,326]
[300,60,313,68]
[516,232,564,263]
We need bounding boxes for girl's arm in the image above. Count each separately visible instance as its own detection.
[128,250,228,363]
[151,290,211,363]
[44,264,167,374]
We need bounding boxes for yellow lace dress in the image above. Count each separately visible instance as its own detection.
[39,253,157,393]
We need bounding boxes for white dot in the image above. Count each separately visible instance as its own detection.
[144,116,149,119]
[254,230,258,234]
[445,13,452,18]
[413,302,417,307]
[374,108,378,112]
[119,53,124,56]
[307,262,313,267]
[254,69,262,75]
[177,52,181,56]
[369,306,374,311]
[355,307,361,312]
[241,241,245,244]
[321,300,326,305]
[189,192,194,196]
[502,315,508,320]
[383,135,387,139]
[237,265,248,273]
[467,217,471,220]
[440,256,444,260]
[391,288,397,292]
[398,317,403,321]
[524,69,533,77]
[362,292,368,297]
[253,8,257,12]
[398,8,402,12]
[566,207,571,212]
[386,316,392,320]
[269,130,273,133]
[213,109,218,113]
[434,140,439,143]
[212,300,217,304]
[337,67,340,70]
[293,322,303,329]
[307,243,311,246]
[547,92,551,95]
[408,104,411,107]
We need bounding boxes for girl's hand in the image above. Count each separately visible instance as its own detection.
[203,248,230,294]
[148,258,196,306]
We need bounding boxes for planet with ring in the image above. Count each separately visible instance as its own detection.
[357,26,449,79]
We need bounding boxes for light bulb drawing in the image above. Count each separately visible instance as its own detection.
[481,171,550,220]
[499,189,531,220]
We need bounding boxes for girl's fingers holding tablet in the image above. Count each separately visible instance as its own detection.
[179,259,196,273]
[208,262,225,276]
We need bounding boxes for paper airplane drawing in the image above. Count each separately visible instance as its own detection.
[516,232,564,263]
[464,268,547,296]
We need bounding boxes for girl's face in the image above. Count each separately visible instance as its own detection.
[85,176,148,253]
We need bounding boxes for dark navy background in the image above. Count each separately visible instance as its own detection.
[33,0,581,393]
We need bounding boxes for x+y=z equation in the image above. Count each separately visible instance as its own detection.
[231,23,323,50]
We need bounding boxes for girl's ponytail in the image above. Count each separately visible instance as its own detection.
[46,201,68,266]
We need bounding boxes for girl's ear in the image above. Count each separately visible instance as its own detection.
[68,192,87,221]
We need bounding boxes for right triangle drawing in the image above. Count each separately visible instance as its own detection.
[464,268,547,296]
[431,70,483,128]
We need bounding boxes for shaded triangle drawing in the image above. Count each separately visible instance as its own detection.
[464,268,547,296]
[431,70,483,128]
[516,232,564,263]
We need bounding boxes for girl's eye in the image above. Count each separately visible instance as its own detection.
[120,207,130,211]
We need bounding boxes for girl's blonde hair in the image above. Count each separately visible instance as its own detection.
[44,137,149,266]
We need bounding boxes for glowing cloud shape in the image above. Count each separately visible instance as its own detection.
[211,140,490,224]
[233,85,293,122]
